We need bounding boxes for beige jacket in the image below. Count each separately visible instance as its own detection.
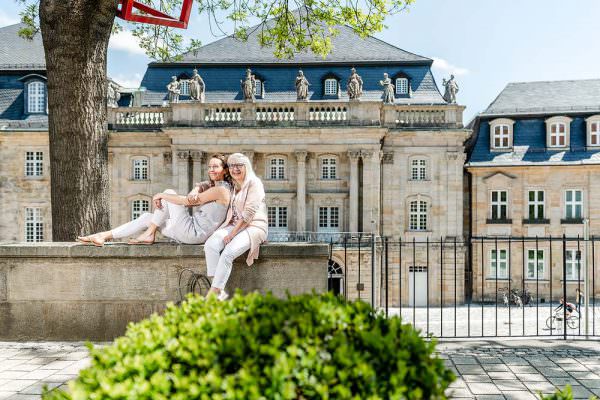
[219,176,268,265]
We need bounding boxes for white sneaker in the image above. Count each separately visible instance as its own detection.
[217,290,229,301]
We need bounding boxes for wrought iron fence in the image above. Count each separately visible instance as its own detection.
[319,234,599,339]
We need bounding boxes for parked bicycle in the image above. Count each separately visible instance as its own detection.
[497,287,525,307]
[545,299,579,330]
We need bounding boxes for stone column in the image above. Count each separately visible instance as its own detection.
[295,151,308,232]
[175,150,189,194]
[190,151,205,187]
[348,150,361,233]
[361,150,382,234]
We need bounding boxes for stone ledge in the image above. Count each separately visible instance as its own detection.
[0,242,329,258]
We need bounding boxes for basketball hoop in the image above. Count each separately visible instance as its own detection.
[117,0,193,29]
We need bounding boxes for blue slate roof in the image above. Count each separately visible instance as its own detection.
[467,80,600,167]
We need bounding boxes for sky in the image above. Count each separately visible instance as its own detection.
[2,1,600,122]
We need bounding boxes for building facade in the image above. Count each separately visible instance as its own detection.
[466,79,600,302]
[0,22,468,306]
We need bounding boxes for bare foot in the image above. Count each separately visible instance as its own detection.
[128,232,155,245]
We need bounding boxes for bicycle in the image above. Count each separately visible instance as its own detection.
[497,287,510,307]
[545,304,579,330]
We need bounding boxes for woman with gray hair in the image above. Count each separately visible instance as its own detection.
[204,152,268,300]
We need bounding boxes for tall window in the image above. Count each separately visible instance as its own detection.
[490,249,508,278]
[409,200,428,231]
[527,249,545,279]
[395,78,409,95]
[319,207,339,230]
[268,158,285,180]
[268,206,288,229]
[410,158,427,180]
[492,125,510,149]
[490,190,508,220]
[27,81,45,113]
[25,151,43,177]
[549,123,567,147]
[321,157,337,179]
[254,79,262,97]
[566,250,582,281]
[565,189,583,220]
[25,207,43,242]
[590,121,600,146]
[179,80,190,96]
[324,79,337,96]
[528,190,545,220]
[132,159,149,181]
[131,199,149,220]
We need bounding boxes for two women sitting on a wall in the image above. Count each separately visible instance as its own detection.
[77,152,268,301]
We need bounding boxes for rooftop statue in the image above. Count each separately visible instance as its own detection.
[443,74,459,104]
[241,68,256,101]
[107,81,121,108]
[295,70,310,101]
[167,76,180,104]
[347,67,363,100]
[380,73,395,104]
[189,68,205,102]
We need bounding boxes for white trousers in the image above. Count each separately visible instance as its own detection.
[204,225,252,290]
[111,189,188,239]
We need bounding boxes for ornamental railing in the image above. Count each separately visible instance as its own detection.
[108,101,464,130]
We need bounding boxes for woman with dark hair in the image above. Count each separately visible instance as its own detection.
[77,154,232,246]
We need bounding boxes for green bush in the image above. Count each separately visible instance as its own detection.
[540,385,598,400]
[44,292,454,400]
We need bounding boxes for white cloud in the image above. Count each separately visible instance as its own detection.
[432,57,469,77]
[0,10,20,27]
[110,73,143,89]
[109,30,146,55]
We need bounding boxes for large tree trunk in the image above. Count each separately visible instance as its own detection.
[40,0,118,241]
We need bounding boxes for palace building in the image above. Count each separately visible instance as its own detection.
[0,21,468,306]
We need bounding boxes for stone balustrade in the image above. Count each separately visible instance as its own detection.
[0,242,328,340]
[108,101,464,130]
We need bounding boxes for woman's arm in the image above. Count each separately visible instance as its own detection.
[224,220,249,244]
[240,178,265,223]
[187,181,212,203]
[185,186,230,207]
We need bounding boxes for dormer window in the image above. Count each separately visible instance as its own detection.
[489,118,514,150]
[179,80,190,96]
[546,116,571,148]
[395,78,409,95]
[586,115,600,147]
[27,81,46,114]
[324,79,338,96]
[255,79,262,97]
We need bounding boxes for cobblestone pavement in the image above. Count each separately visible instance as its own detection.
[1,340,600,399]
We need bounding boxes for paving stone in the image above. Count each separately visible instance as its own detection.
[502,391,538,400]
[555,358,578,364]
[562,364,589,372]
[578,379,600,389]
[8,365,39,373]
[6,394,41,400]
[479,357,502,364]
[538,367,568,378]
[446,388,473,398]
[19,381,61,395]
[452,356,479,365]
[474,395,505,400]
[59,351,89,361]
[449,379,468,388]
[41,374,78,383]
[522,381,556,393]
[483,364,511,372]
[508,365,538,374]
[466,383,501,395]
[568,371,600,379]
[457,365,487,375]
[0,393,15,400]
[20,369,55,381]
[547,377,581,386]
[502,357,530,366]
[569,385,594,399]
[0,361,25,372]
[463,375,492,383]
[495,380,527,391]
[59,359,89,375]
[38,361,74,371]
[488,371,517,380]
[0,372,26,381]
[0,381,37,393]
[517,373,549,382]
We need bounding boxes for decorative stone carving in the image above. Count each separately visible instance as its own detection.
[360,150,373,159]
[347,68,363,100]
[241,68,256,102]
[348,150,361,161]
[107,81,120,108]
[163,152,172,163]
[445,151,459,161]
[382,152,394,164]
[295,70,310,101]
[167,76,180,104]
[295,150,308,162]
[190,151,205,161]
[380,73,395,104]
[442,74,459,104]
[177,150,190,160]
[189,69,205,102]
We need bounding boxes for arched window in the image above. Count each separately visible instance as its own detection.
[131,199,149,220]
[27,81,45,113]
[395,78,409,95]
[586,115,600,147]
[320,156,337,179]
[409,199,428,231]
[268,157,286,180]
[132,157,149,181]
[327,259,344,295]
[324,78,338,96]
[546,116,571,148]
[489,118,514,150]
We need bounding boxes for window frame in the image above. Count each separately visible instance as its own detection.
[408,199,428,231]
[179,79,190,96]
[320,156,337,180]
[564,189,583,220]
[318,206,340,231]
[545,116,571,149]
[268,206,288,229]
[489,118,515,150]
[526,249,545,279]
[132,157,149,181]
[490,190,509,221]
[489,249,508,279]
[565,249,583,281]
[395,77,409,95]
[26,80,46,114]
[131,199,150,221]
[527,190,545,220]
[24,151,44,177]
[586,115,600,147]
[266,156,286,180]
[24,207,44,242]
[324,78,338,96]
[409,157,427,181]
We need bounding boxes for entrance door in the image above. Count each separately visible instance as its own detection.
[408,266,428,306]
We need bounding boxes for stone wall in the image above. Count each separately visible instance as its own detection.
[0,242,329,341]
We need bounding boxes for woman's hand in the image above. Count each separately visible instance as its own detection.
[223,233,235,244]
[152,193,164,209]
